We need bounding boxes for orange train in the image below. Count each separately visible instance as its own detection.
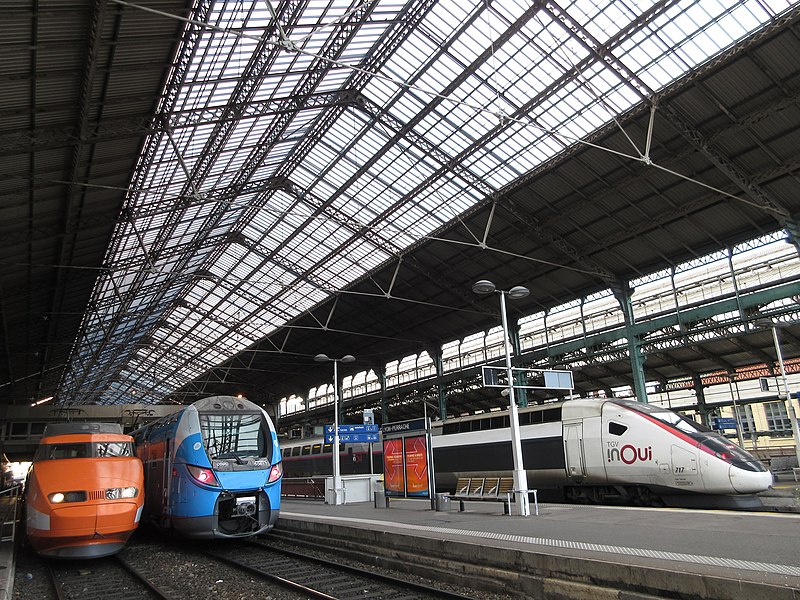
[25,422,144,558]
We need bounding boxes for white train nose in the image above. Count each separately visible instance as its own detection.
[729,466,773,494]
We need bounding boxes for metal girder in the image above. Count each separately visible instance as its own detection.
[62,1,318,402]
[660,103,790,219]
[539,0,663,102]
[0,90,354,157]
[61,0,216,401]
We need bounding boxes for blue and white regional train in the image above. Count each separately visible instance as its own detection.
[282,398,772,507]
[132,395,282,538]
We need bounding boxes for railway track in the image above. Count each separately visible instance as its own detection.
[17,533,482,600]
[45,554,173,600]
[200,539,477,600]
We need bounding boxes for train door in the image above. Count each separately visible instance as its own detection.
[144,445,164,515]
[145,439,172,516]
[163,438,173,510]
[670,444,698,487]
[563,422,585,478]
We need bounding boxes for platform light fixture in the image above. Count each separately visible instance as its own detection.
[314,353,356,506]
[753,319,800,468]
[473,279,531,517]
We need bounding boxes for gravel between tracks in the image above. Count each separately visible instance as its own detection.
[13,528,519,600]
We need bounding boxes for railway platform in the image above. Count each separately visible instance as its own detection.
[277,492,800,599]
[0,492,20,600]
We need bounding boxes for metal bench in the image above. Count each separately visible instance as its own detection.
[448,476,538,515]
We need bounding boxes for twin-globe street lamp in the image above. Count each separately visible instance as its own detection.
[472,279,531,517]
[314,353,355,506]
[754,319,800,468]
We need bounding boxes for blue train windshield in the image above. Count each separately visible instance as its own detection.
[199,412,272,461]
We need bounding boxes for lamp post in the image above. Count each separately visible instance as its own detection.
[473,279,531,517]
[754,319,800,467]
[315,353,356,506]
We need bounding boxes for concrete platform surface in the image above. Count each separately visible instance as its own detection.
[279,496,800,595]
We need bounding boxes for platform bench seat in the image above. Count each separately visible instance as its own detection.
[448,476,519,514]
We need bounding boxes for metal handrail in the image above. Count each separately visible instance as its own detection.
[1,484,23,544]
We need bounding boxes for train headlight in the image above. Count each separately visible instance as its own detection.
[268,462,282,483]
[187,465,220,487]
[106,487,139,500]
[48,491,87,503]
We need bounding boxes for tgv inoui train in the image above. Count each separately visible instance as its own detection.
[132,395,282,538]
[282,398,773,507]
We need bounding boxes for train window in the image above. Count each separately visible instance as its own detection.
[608,422,627,436]
[10,422,28,438]
[199,412,273,460]
[491,416,509,429]
[442,423,460,435]
[30,423,47,436]
[322,443,332,454]
[312,444,322,455]
[291,447,301,457]
[301,445,311,456]
[95,442,134,457]
[542,408,562,423]
[34,443,91,461]
[283,448,292,457]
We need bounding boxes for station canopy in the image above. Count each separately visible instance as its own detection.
[2,0,800,409]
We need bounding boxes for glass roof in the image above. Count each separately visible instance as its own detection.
[60,0,798,404]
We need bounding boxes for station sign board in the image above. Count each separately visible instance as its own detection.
[712,417,738,430]
[380,418,427,437]
[324,423,379,443]
[481,365,574,390]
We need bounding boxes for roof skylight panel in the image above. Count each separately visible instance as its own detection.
[371,153,432,197]
[412,182,476,225]
[330,241,374,275]
[427,0,477,34]
[318,167,364,202]
[313,263,359,294]
[237,314,272,339]
[571,0,635,41]
[364,71,407,107]
[390,199,438,234]
[383,30,437,83]
[305,138,351,175]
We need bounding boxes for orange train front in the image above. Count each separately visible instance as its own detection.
[25,422,144,559]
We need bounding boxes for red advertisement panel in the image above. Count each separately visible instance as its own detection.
[404,435,429,497]
[382,438,405,496]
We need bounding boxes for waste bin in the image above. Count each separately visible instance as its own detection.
[374,491,389,508]
[434,493,452,511]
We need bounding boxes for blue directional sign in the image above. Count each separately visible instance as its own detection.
[324,424,380,443]
[324,432,379,443]
[713,417,738,430]
[339,424,379,433]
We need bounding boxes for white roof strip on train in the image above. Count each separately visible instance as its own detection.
[282,511,800,578]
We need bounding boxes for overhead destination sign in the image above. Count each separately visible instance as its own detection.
[325,432,380,443]
[481,365,574,390]
[712,417,738,430]
[381,418,427,434]
[324,424,380,443]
